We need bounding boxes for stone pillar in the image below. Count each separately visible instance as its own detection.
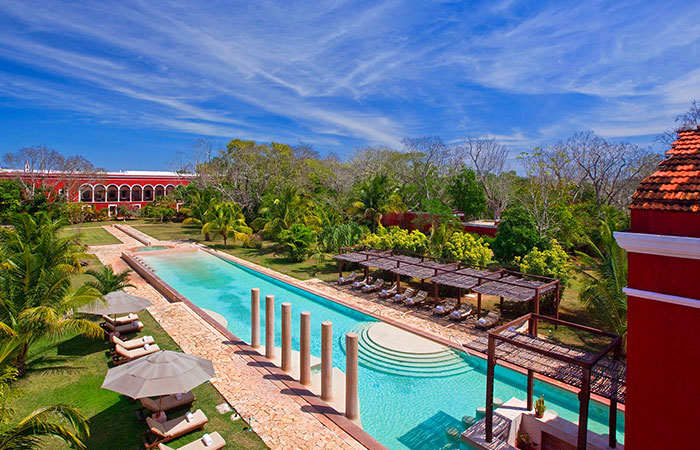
[345,332,359,420]
[251,289,261,349]
[321,321,333,401]
[300,311,311,386]
[281,302,292,372]
[265,295,275,359]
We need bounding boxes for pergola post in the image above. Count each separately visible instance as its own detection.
[527,370,534,410]
[485,334,496,442]
[338,260,343,278]
[533,288,540,335]
[396,272,401,291]
[499,296,504,313]
[578,366,591,449]
[433,282,439,306]
[609,340,622,448]
[477,292,482,318]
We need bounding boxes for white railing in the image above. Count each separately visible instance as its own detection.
[448,334,474,358]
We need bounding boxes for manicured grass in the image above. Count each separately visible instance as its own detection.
[8,311,267,450]
[133,223,213,243]
[60,227,122,246]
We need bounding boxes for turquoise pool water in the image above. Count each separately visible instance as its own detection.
[139,250,624,449]
[134,245,171,251]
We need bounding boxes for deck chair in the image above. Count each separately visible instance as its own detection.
[476,310,501,329]
[392,288,415,303]
[157,432,226,450]
[432,298,458,316]
[351,276,373,290]
[112,343,160,365]
[110,334,155,353]
[337,272,357,285]
[103,320,144,335]
[141,392,196,413]
[102,313,138,326]
[362,279,384,293]
[449,303,474,321]
[377,283,398,299]
[144,410,209,449]
[403,290,429,306]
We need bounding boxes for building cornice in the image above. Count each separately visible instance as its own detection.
[614,231,700,261]
[624,287,700,309]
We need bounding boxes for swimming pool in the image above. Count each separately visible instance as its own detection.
[138,250,624,449]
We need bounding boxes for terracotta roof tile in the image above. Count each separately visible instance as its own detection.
[631,126,700,212]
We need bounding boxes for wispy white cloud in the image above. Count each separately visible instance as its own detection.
[0,0,698,159]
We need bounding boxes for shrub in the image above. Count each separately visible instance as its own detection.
[319,222,370,253]
[442,232,492,266]
[492,206,546,265]
[279,223,316,262]
[516,240,571,285]
[361,226,428,254]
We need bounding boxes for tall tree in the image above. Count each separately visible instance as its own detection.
[201,202,252,247]
[348,175,406,232]
[252,186,320,238]
[461,138,512,219]
[576,220,628,345]
[447,167,487,220]
[0,213,103,375]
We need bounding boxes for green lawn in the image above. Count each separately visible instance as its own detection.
[60,227,122,246]
[8,311,267,450]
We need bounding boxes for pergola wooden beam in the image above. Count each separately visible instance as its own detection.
[484,314,624,450]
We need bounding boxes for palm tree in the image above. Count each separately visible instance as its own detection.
[576,220,627,346]
[252,186,320,238]
[201,202,253,248]
[0,341,90,449]
[348,175,405,232]
[85,266,135,295]
[180,190,219,241]
[0,213,103,376]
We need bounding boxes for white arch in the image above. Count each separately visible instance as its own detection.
[142,184,154,202]
[93,184,107,202]
[130,184,143,201]
[118,184,131,202]
[154,184,165,198]
[79,183,94,202]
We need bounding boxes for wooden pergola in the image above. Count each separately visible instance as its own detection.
[335,248,561,319]
[467,314,625,450]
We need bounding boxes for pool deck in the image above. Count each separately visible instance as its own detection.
[90,224,623,449]
[91,225,373,450]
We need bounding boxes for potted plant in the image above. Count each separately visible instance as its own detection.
[534,395,547,418]
[516,431,537,450]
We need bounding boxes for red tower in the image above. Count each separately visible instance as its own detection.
[615,126,700,449]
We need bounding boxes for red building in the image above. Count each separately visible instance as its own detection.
[382,211,499,237]
[0,169,191,216]
[615,126,700,449]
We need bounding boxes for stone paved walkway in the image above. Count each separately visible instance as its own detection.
[91,225,366,450]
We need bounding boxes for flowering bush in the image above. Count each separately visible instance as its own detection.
[442,232,492,266]
[361,226,428,254]
[516,240,572,288]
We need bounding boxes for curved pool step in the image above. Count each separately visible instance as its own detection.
[343,322,473,378]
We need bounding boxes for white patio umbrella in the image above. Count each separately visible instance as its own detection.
[101,350,215,410]
[77,290,152,316]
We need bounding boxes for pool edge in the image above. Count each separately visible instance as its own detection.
[121,250,388,450]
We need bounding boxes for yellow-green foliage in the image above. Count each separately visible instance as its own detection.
[361,226,428,254]
[516,240,572,286]
[442,232,492,266]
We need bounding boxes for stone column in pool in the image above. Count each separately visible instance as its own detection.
[281,302,292,372]
[251,288,260,350]
[345,332,359,420]
[300,311,311,386]
[265,295,275,359]
[321,321,333,402]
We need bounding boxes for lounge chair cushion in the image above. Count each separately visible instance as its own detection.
[157,431,226,450]
[112,335,155,350]
[141,392,196,412]
[115,343,159,360]
[147,409,208,438]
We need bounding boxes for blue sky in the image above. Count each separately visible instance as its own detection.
[1,0,699,171]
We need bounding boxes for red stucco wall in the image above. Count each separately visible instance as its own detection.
[626,209,700,449]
